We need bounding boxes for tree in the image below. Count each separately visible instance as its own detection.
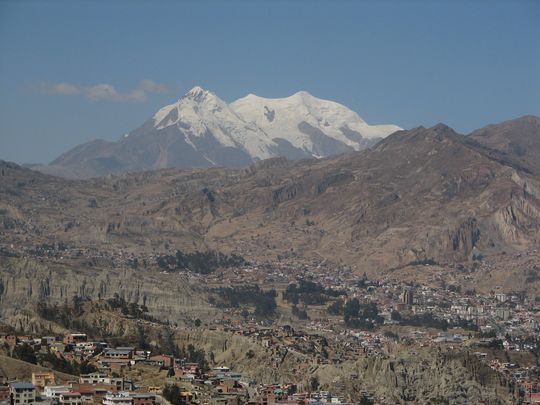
[80,361,98,374]
[136,325,151,351]
[160,327,179,357]
[309,376,320,392]
[72,295,84,316]
[13,343,37,364]
[344,298,360,322]
[391,310,402,321]
[327,300,343,315]
[292,305,308,320]
[163,384,182,405]
[254,294,277,317]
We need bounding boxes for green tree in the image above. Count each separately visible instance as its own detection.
[327,300,343,315]
[79,361,98,374]
[309,376,320,392]
[344,298,360,322]
[163,384,182,405]
[13,343,37,364]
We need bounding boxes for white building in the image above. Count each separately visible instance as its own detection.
[10,383,36,405]
[43,386,70,399]
[102,393,133,405]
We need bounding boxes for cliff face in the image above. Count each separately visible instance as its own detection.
[354,351,514,404]
[0,257,216,324]
[166,329,515,404]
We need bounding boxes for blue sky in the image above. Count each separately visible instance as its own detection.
[0,0,539,164]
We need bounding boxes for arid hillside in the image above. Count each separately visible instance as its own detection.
[1,116,539,279]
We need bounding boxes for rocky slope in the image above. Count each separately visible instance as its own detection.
[0,355,76,381]
[0,256,216,327]
[36,87,400,178]
[170,330,515,404]
[2,117,539,277]
[467,115,540,175]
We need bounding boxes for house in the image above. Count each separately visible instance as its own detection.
[43,386,71,399]
[58,392,82,405]
[131,393,156,405]
[80,374,108,385]
[63,333,87,345]
[526,392,540,404]
[69,383,112,399]
[103,348,134,359]
[50,342,66,354]
[78,375,133,392]
[102,393,133,405]
[147,355,174,368]
[0,385,9,403]
[78,390,96,404]
[32,371,56,389]
[98,358,131,371]
[10,383,36,405]
[109,379,134,392]
[0,335,18,347]
[41,336,57,346]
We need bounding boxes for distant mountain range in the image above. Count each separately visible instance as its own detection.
[3,115,540,290]
[34,87,401,178]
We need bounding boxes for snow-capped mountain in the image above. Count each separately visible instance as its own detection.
[41,86,401,178]
[231,90,400,156]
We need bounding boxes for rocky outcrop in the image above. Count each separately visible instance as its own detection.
[0,257,216,323]
[352,351,514,404]
[167,329,515,404]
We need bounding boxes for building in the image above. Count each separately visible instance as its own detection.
[495,293,508,303]
[43,386,70,399]
[0,385,9,403]
[79,375,133,392]
[147,355,174,368]
[495,308,511,321]
[58,392,82,405]
[41,336,57,345]
[79,374,108,385]
[401,289,414,306]
[32,371,56,389]
[102,393,133,405]
[131,394,156,405]
[0,335,18,347]
[63,333,87,345]
[103,348,134,360]
[10,383,36,405]
[70,384,112,400]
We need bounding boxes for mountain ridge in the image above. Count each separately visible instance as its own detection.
[2,116,539,292]
[36,87,401,178]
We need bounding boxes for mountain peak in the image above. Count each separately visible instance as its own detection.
[182,86,212,102]
[291,90,313,99]
[430,123,459,135]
